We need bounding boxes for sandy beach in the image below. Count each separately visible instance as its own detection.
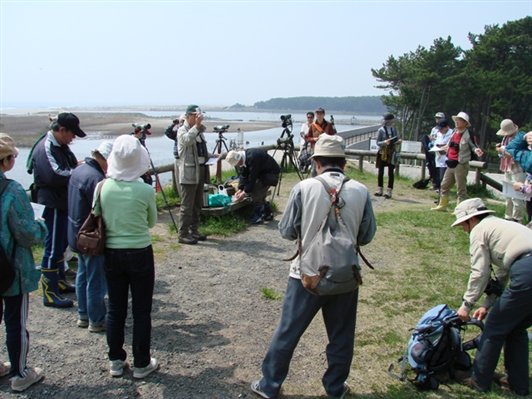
[0,111,278,147]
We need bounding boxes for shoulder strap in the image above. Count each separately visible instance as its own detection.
[92,179,107,213]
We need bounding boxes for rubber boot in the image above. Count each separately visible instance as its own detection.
[374,187,383,197]
[58,265,76,293]
[384,188,393,199]
[41,269,74,308]
[263,202,274,221]
[250,204,264,225]
[431,196,449,211]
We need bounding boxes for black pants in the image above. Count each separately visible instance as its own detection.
[0,294,30,377]
[473,255,532,394]
[377,164,395,189]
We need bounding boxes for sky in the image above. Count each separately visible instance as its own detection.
[0,0,530,109]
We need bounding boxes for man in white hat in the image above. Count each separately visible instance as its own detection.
[250,134,376,399]
[452,198,532,396]
[225,148,280,224]
[495,119,526,222]
[432,111,484,211]
[67,140,114,332]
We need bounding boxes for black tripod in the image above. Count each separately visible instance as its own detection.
[272,125,303,197]
[212,127,230,183]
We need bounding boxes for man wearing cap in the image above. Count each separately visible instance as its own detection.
[375,113,401,199]
[251,135,376,399]
[495,119,525,223]
[177,105,210,245]
[431,119,453,192]
[451,198,532,396]
[421,112,445,191]
[432,111,484,211]
[164,115,185,197]
[32,112,86,308]
[225,148,280,224]
[67,140,113,332]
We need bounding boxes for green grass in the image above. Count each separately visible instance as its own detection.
[155,185,180,210]
[199,214,247,237]
[261,287,283,300]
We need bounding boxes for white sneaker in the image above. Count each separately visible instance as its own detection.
[109,359,128,377]
[250,379,271,399]
[10,367,44,392]
[133,357,158,379]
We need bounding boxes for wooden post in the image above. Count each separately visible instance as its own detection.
[358,155,364,172]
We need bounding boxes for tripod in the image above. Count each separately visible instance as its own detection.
[212,131,229,184]
[272,126,303,197]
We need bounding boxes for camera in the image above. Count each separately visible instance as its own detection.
[277,134,294,149]
[484,278,503,297]
[280,114,292,129]
[213,124,230,133]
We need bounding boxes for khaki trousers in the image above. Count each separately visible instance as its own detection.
[178,166,206,238]
[440,162,469,202]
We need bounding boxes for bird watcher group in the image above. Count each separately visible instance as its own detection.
[0,105,531,397]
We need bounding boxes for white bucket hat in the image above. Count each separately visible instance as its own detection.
[310,135,345,158]
[92,140,114,160]
[225,150,244,166]
[451,198,495,227]
[107,135,150,181]
[496,119,518,136]
[452,111,471,128]
[435,112,446,119]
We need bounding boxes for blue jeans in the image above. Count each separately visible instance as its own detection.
[76,253,107,325]
[259,277,359,398]
[104,246,154,368]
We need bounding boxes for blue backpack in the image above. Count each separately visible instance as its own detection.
[389,304,483,390]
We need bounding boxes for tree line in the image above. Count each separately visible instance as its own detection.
[251,96,386,114]
[372,16,531,149]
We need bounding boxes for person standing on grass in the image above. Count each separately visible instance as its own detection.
[98,135,158,379]
[375,113,401,199]
[251,134,376,399]
[452,198,532,396]
[177,105,211,245]
[433,119,453,193]
[431,111,484,211]
[0,133,47,392]
[32,113,86,308]
[67,140,114,333]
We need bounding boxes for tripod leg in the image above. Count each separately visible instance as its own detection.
[213,141,222,184]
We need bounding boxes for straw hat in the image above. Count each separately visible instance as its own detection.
[225,150,244,166]
[451,198,495,227]
[107,135,150,181]
[310,135,345,158]
[452,111,471,127]
[0,133,19,160]
[496,119,518,136]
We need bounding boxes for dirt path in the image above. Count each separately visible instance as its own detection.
[0,170,443,399]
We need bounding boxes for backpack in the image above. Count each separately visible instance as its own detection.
[0,179,16,295]
[299,176,367,296]
[389,304,483,390]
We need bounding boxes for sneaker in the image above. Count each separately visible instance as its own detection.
[250,214,264,225]
[10,367,44,392]
[0,361,11,377]
[133,357,159,379]
[263,213,274,221]
[109,359,129,377]
[250,380,271,399]
[88,323,106,333]
[328,382,351,399]
[77,319,89,328]
[462,377,489,393]
[178,235,198,245]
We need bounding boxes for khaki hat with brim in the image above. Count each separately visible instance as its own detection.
[452,111,471,128]
[0,133,19,160]
[451,198,495,227]
[496,119,518,136]
[310,135,345,158]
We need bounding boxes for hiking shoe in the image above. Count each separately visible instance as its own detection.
[77,319,89,328]
[10,367,44,392]
[263,213,274,221]
[178,235,198,245]
[328,382,351,399]
[250,214,264,225]
[88,323,106,333]
[0,361,11,377]
[133,357,159,379]
[109,360,129,377]
[190,231,207,241]
[462,377,489,393]
[250,380,271,399]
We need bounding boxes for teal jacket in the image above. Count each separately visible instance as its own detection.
[0,172,47,296]
[506,130,532,173]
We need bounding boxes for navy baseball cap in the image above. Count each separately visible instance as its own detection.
[57,113,86,137]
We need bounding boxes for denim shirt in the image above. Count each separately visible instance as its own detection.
[0,172,47,296]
